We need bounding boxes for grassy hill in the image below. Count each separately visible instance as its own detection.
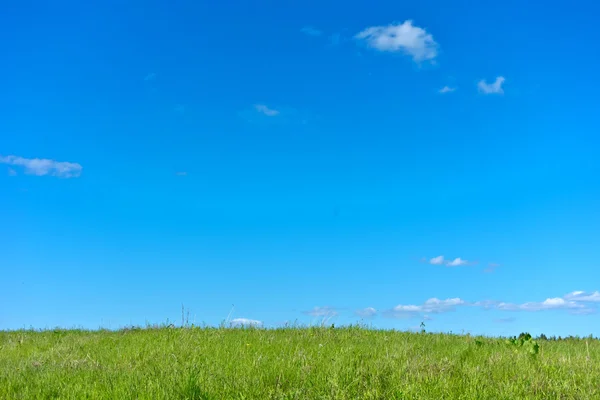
[2,326,598,399]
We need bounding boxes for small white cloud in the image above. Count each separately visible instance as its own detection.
[7,168,17,176]
[478,76,505,94]
[564,291,600,302]
[254,104,280,117]
[429,255,445,265]
[144,72,157,81]
[175,171,188,176]
[439,86,456,93]
[301,26,322,37]
[304,306,338,317]
[355,307,377,318]
[0,155,82,178]
[391,297,465,317]
[230,318,262,327]
[428,256,471,267]
[355,20,438,62]
[446,258,468,267]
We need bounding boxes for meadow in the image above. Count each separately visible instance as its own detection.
[1,325,599,399]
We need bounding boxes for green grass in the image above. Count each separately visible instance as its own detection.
[2,326,599,399]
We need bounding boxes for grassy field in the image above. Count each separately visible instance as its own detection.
[1,325,599,399]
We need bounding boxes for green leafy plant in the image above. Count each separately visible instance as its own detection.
[505,333,539,355]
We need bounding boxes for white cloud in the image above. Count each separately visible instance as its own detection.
[144,72,157,81]
[446,258,468,267]
[0,155,83,178]
[473,300,499,309]
[230,318,262,327]
[355,20,438,62]
[496,297,584,312]
[175,171,188,176]
[301,26,322,37]
[564,291,600,302]
[391,298,465,316]
[383,291,599,319]
[7,168,17,176]
[429,255,445,265]
[305,306,338,317]
[428,256,470,266]
[439,86,456,93]
[254,104,280,117]
[355,307,377,318]
[478,76,505,94]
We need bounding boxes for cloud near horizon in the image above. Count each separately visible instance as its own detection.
[355,20,438,62]
[388,298,465,318]
[355,307,377,318]
[381,291,598,319]
[229,318,262,327]
[304,306,338,317]
[0,155,83,178]
[496,297,583,312]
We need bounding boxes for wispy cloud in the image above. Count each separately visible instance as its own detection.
[7,168,17,176]
[428,256,471,267]
[355,307,377,318]
[473,300,499,310]
[564,291,600,302]
[382,290,599,320]
[484,263,500,273]
[478,76,505,94]
[0,155,82,178]
[174,104,185,114]
[301,26,322,37]
[175,171,188,176]
[495,317,516,323]
[355,20,438,62]
[439,86,456,94]
[254,104,280,117]
[446,258,469,267]
[144,72,157,81]
[304,306,338,317]
[229,318,262,327]
[387,298,465,318]
[429,255,445,265]
[496,297,584,312]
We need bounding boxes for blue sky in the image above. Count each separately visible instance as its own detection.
[1,0,599,336]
